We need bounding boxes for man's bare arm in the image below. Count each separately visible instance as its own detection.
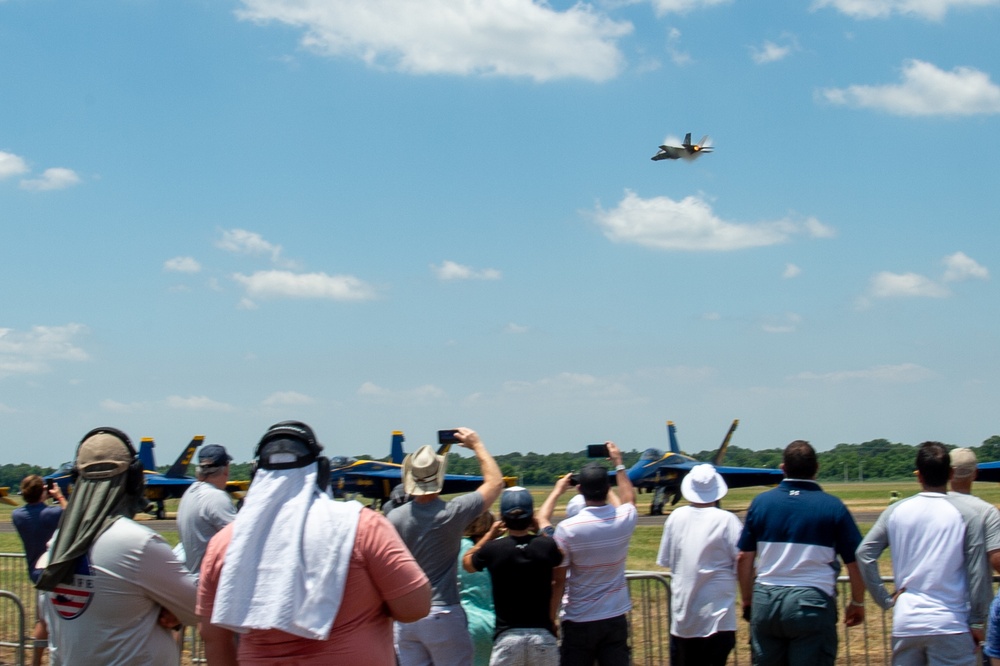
[456,428,504,508]
[606,442,634,506]
[737,550,755,617]
[199,621,238,666]
[386,581,432,624]
[843,561,866,626]
[551,566,567,627]
[537,475,573,530]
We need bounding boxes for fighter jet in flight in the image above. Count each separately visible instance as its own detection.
[651,133,713,161]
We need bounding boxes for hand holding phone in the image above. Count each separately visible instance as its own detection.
[437,429,461,445]
[587,444,610,458]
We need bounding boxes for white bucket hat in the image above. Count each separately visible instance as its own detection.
[402,445,448,496]
[680,464,728,504]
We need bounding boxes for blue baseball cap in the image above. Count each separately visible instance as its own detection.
[500,486,534,523]
[198,444,232,467]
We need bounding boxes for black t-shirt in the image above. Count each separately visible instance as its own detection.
[470,533,562,638]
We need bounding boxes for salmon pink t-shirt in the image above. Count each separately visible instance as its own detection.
[198,508,427,665]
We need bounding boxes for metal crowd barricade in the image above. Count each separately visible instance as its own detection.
[626,571,912,666]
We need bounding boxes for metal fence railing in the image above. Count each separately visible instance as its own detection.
[627,571,969,666]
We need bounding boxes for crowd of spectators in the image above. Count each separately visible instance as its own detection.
[14,425,1000,665]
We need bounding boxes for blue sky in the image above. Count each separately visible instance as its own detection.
[2,0,998,467]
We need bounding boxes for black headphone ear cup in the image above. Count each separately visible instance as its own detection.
[127,459,145,495]
[316,457,330,492]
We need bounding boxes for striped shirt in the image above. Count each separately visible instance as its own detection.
[554,502,637,622]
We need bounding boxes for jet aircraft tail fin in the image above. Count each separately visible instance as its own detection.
[711,419,739,466]
[683,132,693,147]
[390,431,406,464]
[138,438,157,473]
[667,421,681,454]
[165,436,204,478]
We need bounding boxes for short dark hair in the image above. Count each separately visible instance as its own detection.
[578,463,610,502]
[782,440,817,479]
[917,441,951,487]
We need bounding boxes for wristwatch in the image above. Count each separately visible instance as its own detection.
[614,464,627,472]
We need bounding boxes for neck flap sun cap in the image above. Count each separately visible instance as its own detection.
[403,445,447,496]
[76,432,133,479]
[680,463,728,504]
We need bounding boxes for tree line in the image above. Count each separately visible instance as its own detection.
[2,435,998,491]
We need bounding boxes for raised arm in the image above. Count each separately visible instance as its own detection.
[537,474,573,531]
[456,428,504,508]
[606,442,634,506]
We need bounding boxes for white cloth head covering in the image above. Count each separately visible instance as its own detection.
[210,465,362,640]
[680,464,728,504]
[565,493,586,518]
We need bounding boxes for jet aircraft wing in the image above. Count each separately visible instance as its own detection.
[975,461,1000,483]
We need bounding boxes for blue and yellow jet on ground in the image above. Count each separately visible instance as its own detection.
[45,436,248,518]
[328,431,516,509]
[625,420,784,515]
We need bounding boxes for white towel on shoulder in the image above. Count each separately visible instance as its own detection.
[211,465,363,640]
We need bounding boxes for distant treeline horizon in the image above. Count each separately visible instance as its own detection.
[3,435,998,492]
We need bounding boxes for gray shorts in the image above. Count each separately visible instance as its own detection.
[395,605,473,666]
[892,633,978,666]
[490,628,558,666]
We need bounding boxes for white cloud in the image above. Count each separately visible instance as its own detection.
[811,0,999,21]
[504,322,529,334]
[100,399,147,413]
[869,271,950,298]
[0,324,89,379]
[762,313,802,333]
[792,362,933,383]
[164,256,202,273]
[357,381,446,403]
[236,0,632,82]
[0,151,29,179]
[0,403,14,414]
[262,390,316,406]
[650,0,733,15]
[232,270,377,301]
[750,39,793,65]
[165,395,237,412]
[432,260,501,281]
[665,27,691,66]
[594,191,834,251]
[942,251,989,282]
[19,167,81,191]
[216,228,284,262]
[783,263,801,278]
[820,59,1000,116]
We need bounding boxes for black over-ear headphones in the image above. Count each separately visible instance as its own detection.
[74,426,146,496]
[251,421,331,492]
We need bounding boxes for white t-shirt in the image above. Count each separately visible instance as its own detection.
[44,518,198,666]
[884,493,969,636]
[656,505,742,638]
[554,502,637,623]
[177,480,236,574]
